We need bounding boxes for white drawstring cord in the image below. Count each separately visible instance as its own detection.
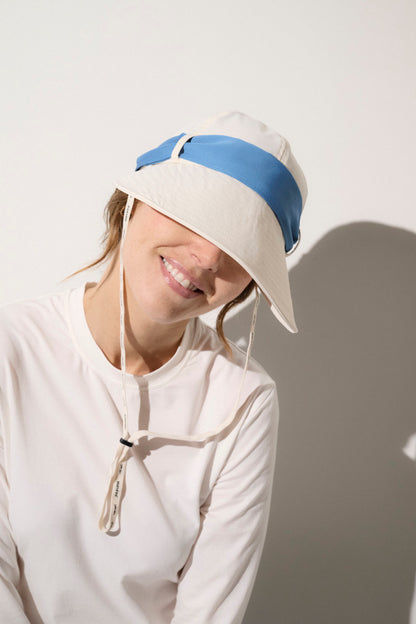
[98,195,261,533]
[99,194,134,532]
[119,194,135,442]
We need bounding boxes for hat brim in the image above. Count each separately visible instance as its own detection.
[115,159,297,332]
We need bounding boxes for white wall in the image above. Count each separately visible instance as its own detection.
[1,1,415,621]
[1,0,415,303]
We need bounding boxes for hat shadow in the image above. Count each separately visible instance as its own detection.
[224,222,416,624]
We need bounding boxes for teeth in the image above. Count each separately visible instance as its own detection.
[162,258,199,292]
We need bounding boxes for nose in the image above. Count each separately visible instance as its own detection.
[189,233,223,272]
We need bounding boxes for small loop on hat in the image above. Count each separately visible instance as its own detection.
[285,230,301,257]
[170,134,195,162]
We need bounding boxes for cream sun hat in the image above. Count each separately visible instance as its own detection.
[98,111,308,532]
[115,110,307,333]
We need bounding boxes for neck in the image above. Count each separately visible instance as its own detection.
[83,257,188,376]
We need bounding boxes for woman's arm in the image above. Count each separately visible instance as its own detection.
[172,385,278,624]
[0,420,31,622]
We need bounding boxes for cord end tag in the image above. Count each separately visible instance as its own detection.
[98,440,132,533]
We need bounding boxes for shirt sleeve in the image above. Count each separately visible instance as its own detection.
[0,405,31,623]
[172,385,279,624]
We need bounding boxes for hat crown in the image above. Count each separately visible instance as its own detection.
[185,111,307,207]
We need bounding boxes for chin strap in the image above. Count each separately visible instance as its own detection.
[98,195,261,533]
[98,194,134,532]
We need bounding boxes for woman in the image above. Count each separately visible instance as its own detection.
[0,111,307,623]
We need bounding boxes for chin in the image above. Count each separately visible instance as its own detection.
[135,297,192,325]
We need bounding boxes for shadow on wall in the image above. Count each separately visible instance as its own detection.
[225,222,416,624]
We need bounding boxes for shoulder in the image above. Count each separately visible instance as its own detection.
[182,319,278,443]
[0,288,70,367]
[193,318,276,392]
[0,288,68,331]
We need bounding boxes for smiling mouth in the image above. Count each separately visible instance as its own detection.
[161,257,202,293]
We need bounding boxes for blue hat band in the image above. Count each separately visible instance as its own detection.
[135,133,302,253]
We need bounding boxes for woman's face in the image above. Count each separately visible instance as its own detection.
[122,202,252,327]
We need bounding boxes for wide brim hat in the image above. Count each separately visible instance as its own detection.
[115,111,307,332]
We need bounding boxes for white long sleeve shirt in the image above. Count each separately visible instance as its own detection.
[0,283,279,623]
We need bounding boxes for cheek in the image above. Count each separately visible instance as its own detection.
[231,262,252,291]
[122,235,158,297]
[220,271,252,305]
[235,274,251,294]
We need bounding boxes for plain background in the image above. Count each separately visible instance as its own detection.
[1,1,415,622]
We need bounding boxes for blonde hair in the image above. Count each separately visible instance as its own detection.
[75,189,256,354]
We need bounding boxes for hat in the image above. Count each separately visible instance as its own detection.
[115,111,307,332]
